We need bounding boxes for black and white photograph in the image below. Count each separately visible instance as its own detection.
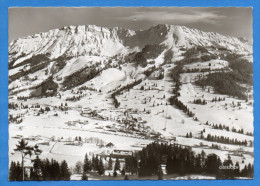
[8,7,253,180]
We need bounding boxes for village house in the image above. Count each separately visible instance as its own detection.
[81,107,92,114]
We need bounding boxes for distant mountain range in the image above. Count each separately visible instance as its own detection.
[9,24,252,63]
[8,24,252,97]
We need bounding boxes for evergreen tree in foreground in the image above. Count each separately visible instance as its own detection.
[108,157,113,170]
[14,139,42,180]
[9,161,22,181]
[83,153,91,173]
[31,155,42,180]
[114,158,120,171]
[60,160,71,180]
[97,157,105,175]
[81,172,88,180]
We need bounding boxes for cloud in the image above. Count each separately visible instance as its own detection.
[117,10,226,25]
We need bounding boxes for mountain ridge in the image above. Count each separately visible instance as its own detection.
[9,24,252,67]
[8,23,253,97]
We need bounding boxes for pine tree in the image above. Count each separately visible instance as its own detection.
[29,167,35,180]
[60,160,71,180]
[81,172,88,180]
[14,139,42,180]
[91,154,95,170]
[15,162,23,181]
[234,162,240,177]
[32,155,42,180]
[94,155,99,171]
[241,165,248,177]
[98,158,105,175]
[205,154,221,175]
[125,156,137,175]
[9,161,18,181]
[194,154,202,173]
[121,168,126,176]
[247,163,254,178]
[108,157,113,170]
[179,159,185,175]
[114,158,120,171]
[83,153,91,173]
[49,159,60,180]
[222,155,234,179]
[41,158,50,180]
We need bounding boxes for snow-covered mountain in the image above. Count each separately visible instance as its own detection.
[9,24,251,66]
[8,24,254,175]
[8,24,252,97]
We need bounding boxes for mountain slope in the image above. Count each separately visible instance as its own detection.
[8,24,252,97]
[9,24,252,66]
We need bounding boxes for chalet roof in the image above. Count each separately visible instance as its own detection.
[106,142,115,147]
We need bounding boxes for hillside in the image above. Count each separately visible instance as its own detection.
[8,24,254,180]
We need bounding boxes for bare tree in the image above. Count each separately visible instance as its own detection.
[74,161,83,174]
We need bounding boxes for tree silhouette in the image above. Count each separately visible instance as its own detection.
[9,161,22,181]
[114,158,120,171]
[14,139,42,180]
[60,160,71,180]
[108,157,113,170]
[97,158,105,175]
[83,153,91,173]
[81,172,88,180]
[74,161,83,174]
[113,167,118,177]
[31,155,42,180]
[121,168,126,176]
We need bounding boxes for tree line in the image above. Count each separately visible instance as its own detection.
[133,44,165,67]
[181,46,218,64]
[196,53,253,100]
[10,140,254,180]
[9,157,71,181]
[9,59,49,83]
[110,79,142,108]
[203,134,249,146]
[195,72,248,100]
[9,102,29,110]
[221,53,253,85]
[184,67,212,73]
[205,121,252,136]
[193,98,207,105]
[138,142,253,179]
[9,114,23,124]
[62,66,102,90]
[169,97,195,118]
[80,153,137,180]
[168,62,196,118]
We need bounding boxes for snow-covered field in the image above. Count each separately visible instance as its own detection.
[9,58,254,170]
[8,23,254,180]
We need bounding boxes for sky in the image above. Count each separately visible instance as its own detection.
[9,7,253,42]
